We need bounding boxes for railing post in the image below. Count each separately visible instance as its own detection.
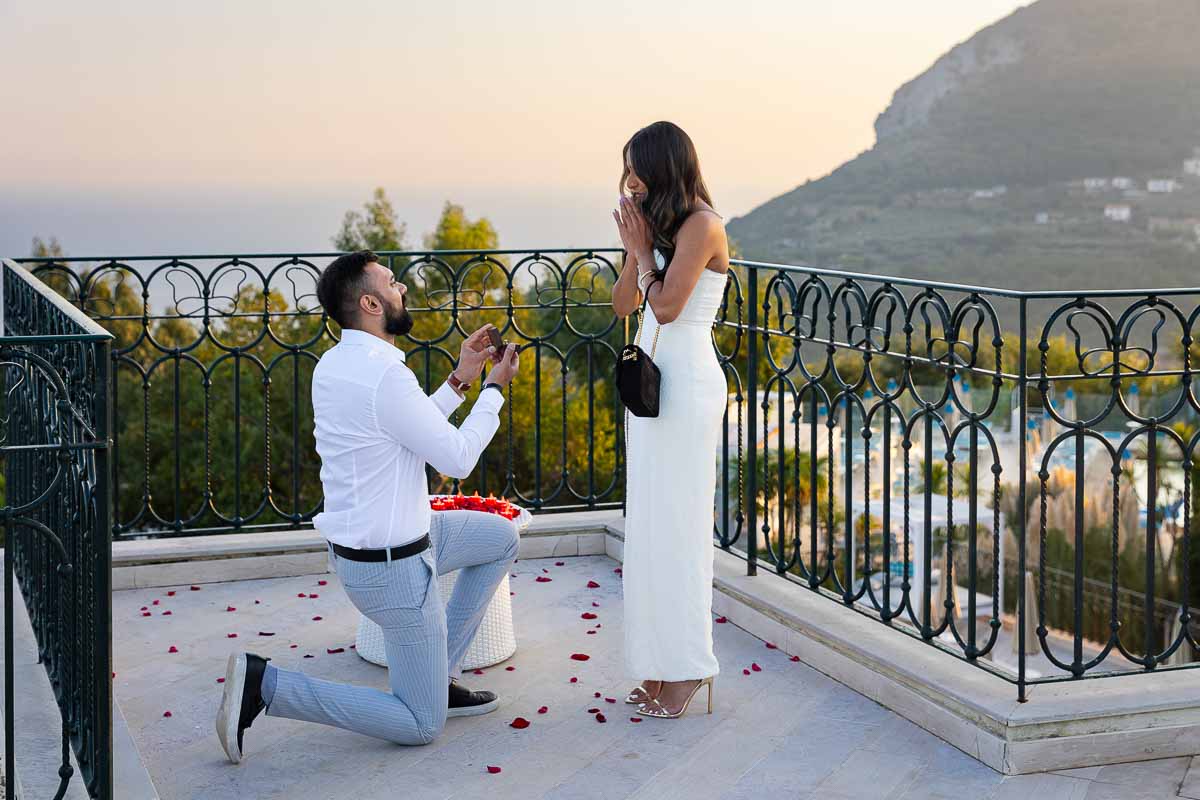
[94,336,114,798]
[1017,296,1028,702]
[747,265,759,577]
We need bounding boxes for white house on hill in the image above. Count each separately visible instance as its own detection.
[1104,204,1132,222]
[1185,158,1200,177]
[1148,179,1180,193]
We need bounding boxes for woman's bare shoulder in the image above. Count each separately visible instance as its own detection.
[679,206,726,240]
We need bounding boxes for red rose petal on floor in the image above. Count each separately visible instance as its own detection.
[290,644,298,649]
[510,592,515,596]
[297,593,307,598]
[751,663,762,672]
[535,576,552,583]
[152,600,160,605]
[167,646,178,653]
[309,594,319,599]
[790,655,801,662]
[595,624,602,629]
[112,672,116,678]
[581,612,597,620]
[258,631,275,636]
[614,568,622,574]
[140,606,148,611]
[765,642,777,649]
[227,633,238,638]
[605,697,616,703]
[317,580,327,586]
[350,644,356,649]
[226,606,237,612]
[474,669,485,675]
[586,630,596,635]
[630,717,641,723]
[510,573,517,578]
[166,591,176,597]
[542,568,549,573]
[216,677,225,683]
[587,707,600,713]
[570,653,590,661]
[141,612,151,617]
[537,706,548,714]
[487,766,502,774]
[743,669,751,675]
[327,647,345,654]
[254,600,260,604]
[162,711,172,718]
[595,713,607,723]
[303,654,314,658]
[586,581,600,588]
[555,561,565,567]
[569,677,578,683]
[715,616,728,623]
[591,602,600,607]
[190,586,201,591]
[505,666,515,671]
[594,692,601,698]
[509,717,530,729]
[312,616,323,621]
[162,610,172,616]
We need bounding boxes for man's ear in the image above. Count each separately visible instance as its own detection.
[359,293,381,317]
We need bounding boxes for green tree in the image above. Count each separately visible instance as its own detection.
[31,236,64,258]
[332,187,407,251]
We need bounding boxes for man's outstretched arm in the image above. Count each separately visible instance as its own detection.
[374,363,504,479]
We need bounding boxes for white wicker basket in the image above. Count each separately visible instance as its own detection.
[355,501,530,670]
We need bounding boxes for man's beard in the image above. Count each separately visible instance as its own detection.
[383,298,414,337]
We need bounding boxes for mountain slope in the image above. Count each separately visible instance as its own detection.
[727,0,1200,291]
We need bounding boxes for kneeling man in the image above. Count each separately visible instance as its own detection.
[217,250,521,762]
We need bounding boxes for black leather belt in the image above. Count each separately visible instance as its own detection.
[330,533,430,563]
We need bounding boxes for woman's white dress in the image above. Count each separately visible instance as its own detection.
[623,251,727,681]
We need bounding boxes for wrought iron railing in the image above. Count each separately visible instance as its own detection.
[20,251,626,538]
[2,259,113,799]
[15,249,1200,700]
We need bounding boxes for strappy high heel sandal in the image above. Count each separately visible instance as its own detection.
[625,682,658,704]
[636,677,714,719]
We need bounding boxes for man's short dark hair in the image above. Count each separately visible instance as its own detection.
[316,250,380,328]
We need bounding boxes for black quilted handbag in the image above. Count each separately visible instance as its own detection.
[616,303,662,418]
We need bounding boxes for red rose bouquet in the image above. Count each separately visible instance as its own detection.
[429,492,531,527]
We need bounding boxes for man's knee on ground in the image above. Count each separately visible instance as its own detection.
[411,707,447,745]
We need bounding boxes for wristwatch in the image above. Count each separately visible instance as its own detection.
[482,381,505,395]
[447,371,471,394]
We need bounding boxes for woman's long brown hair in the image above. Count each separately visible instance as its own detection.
[620,121,714,269]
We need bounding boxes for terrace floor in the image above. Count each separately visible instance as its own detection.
[112,555,1195,800]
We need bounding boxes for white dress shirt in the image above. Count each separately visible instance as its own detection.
[311,328,505,549]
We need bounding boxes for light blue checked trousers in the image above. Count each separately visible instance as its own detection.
[262,509,519,744]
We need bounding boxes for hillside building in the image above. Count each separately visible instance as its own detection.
[1148,179,1180,193]
[1084,178,1110,192]
[1104,204,1132,223]
[1112,177,1134,190]
[1184,158,1200,177]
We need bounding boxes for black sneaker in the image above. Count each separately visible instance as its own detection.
[447,678,498,718]
[217,652,270,764]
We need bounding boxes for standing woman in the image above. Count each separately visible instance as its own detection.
[611,121,730,719]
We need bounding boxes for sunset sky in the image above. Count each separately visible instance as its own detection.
[1,1,1029,255]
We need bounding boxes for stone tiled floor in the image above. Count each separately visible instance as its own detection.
[112,555,1193,799]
